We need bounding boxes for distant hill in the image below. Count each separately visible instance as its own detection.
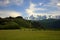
[0,16,60,30]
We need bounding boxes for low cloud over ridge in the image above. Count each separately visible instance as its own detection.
[0,10,21,18]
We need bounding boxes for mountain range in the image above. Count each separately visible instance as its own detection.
[24,15,60,20]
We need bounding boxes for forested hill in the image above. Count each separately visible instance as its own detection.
[0,16,60,30]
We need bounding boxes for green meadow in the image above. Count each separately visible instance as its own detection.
[0,30,60,40]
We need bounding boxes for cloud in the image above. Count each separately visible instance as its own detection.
[26,2,47,16]
[57,3,60,6]
[0,0,10,6]
[26,3,36,15]
[0,10,22,18]
[39,3,43,6]
[42,0,60,14]
[26,1,60,17]
[49,0,60,13]
[43,0,60,7]
[48,0,60,7]
[0,0,23,6]
[13,0,23,6]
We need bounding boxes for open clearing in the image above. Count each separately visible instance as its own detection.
[0,30,60,40]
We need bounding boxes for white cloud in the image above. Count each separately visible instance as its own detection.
[42,0,60,15]
[35,8,46,10]
[44,0,60,7]
[0,10,21,18]
[26,3,60,17]
[12,0,23,6]
[0,0,23,6]
[9,11,21,17]
[26,2,47,16]
[49,0,60,13]
[46,0,59,6]
[57,3,60,6]
[51,0,60,7]
[26,3,36,15]
[25,0,60,17]
[0,0,10,6]
[39,3,43,6]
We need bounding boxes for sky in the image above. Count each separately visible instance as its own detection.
[0,0,60,18]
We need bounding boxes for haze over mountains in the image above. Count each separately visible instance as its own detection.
[25,14,60,20]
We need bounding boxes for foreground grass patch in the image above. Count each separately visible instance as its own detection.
[0,30,60,40]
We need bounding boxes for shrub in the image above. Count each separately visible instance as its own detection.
[3,22,20,29]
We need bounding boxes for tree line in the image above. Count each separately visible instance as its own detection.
[0,16,60,30]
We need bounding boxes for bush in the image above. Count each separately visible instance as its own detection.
[14,19,31,28]
[3,22,20,29]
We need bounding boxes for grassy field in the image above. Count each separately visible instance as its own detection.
[0,30,60,40]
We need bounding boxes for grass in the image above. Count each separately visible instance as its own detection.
[0,30,60,40]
